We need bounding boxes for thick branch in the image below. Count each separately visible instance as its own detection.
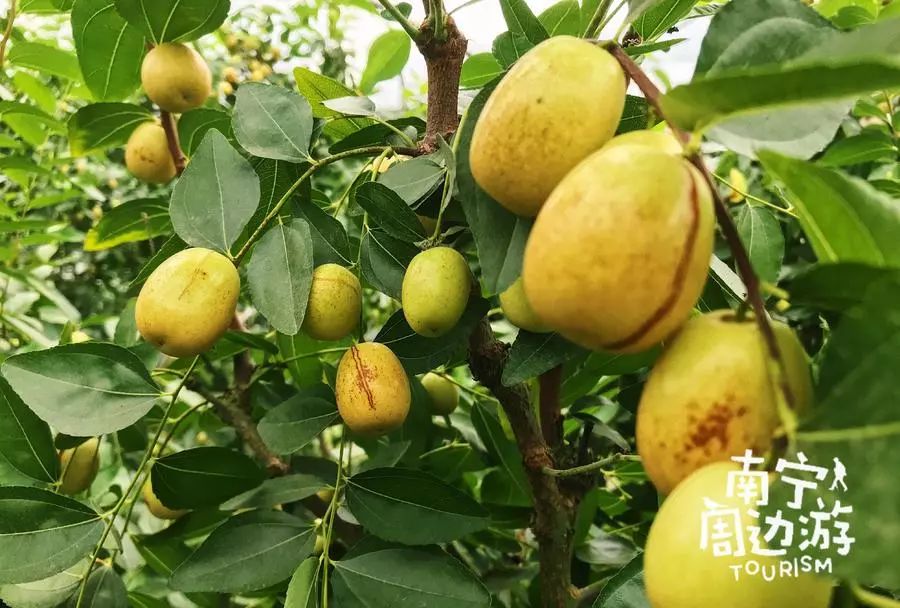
[416,17,467,150]
[605,43,796,410]
[159,110,187,175]
[539,366,563,448]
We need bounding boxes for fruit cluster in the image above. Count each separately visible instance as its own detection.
[468,35,830,607]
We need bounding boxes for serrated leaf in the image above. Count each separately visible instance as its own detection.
[1,343,160,436]
[170,510,315,593]
[347,467,488,544]
[819,130,898,166]
[113,0,230,43]
[151,447,265,509]
[285,557,319,608]
[177,108,234,156]
[377,155,445,207]
[72,0,145,101]
[169,130,260,253]
[360,229,419,300]
[633,0,696,41]
[258,395,338,454]
[460,53,505,89]
[734,204,784,283]
[67,102,153,155]
[8,42,81,80]
[355,182,426,242]
[295,202,352,266]
[247,219,314,335]
[0,377,57,483]
[592,553,649,607]
[221,474,329,510]
[293,67,374,139]
[471,403,532,505]
[498,0,549,45]
[787,263,900,312]
[0,487,103,584]
[502,332,587,386]
[66,566,127,608]
[360,31,411,94]
[233,83,313,162]
[84,198,171,251]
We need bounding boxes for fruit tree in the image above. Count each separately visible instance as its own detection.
[0,0,898,607]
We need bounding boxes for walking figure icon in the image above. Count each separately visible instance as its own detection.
[830,457,848,492]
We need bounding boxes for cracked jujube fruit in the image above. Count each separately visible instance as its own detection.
[136,248,239,358]
[523,141,714,353]
[645,463,832,608]
[336,342,411,436]
[59,437,100,495]
[636,311,813,495]
[469,36,626,217]
[401,247,470,338]
[125,122,176,184]
[141,43,212,113]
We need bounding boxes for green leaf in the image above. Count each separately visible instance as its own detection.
[12,71,56,114]
[113,0,230,43]
[377,155,446,207]
[502,332,587,386]
[232,83,314,162]
[492,31,533,68]
[293,67,374,139]
[177,108,234,156]
[819,130,898,166]
[258,395,339,455]
[1,343,160,436]
[247,219,314,335]
[151,447,265,509]
[0,561,88,608]
[221,474,329,510]
[0,377,57,483]
[332,547,490,607]
[328,117,424,153]
[67,102,153,155]
[285,557,318,608]
[8,42,81,80]
[498,0,549,45]
[126,234,187,295]
[592,553,649,607]
[662,18,900,133]
[169,130,261,253]
[787,263,900,311]
[72,0,145,100]
[295,201,352,266]
[355,182,426,242]
[346,467,489,545]
[66,566,127,608]
[84,198,171,251]
[633,0,696,41]
[758,150,900,267]
[360,229,419,300]
[359,30,411,94]
[170,510,315,593]
[276,334,325,389]
[734,204,784,283]
[617,95,652,134]
[460,53,505,89]
[471,403,532,505]
[375,297,490,375]
[763,277,900,589]
[538,0,582,35]
[456,80,532,295]
[0,487,103,584]
[239,159,310,253]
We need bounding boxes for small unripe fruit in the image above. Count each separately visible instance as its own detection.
[335,343,410,436]
[314,534,326,554]
[420,372,459,415]
[499,277,551,333]
[315,489,335,503]
[602,129,682,155]
[524,145,714,353]
[303,264,361,341]
[402,247,470,337]
[222,66,240,83]
[141,43,212,113]
[218,81,234,96]
[125,122,176,184]
[70,330,92,343]
[728,167,748,203]
[143,478,188,520]
[136,248,239,358]
[645,463,833,608]
[58,437,100,495]
[470,36,626,217]
[636,311,813,494]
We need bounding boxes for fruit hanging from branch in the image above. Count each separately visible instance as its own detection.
[401,247,471,338]
[125,122,177,184]
[421,372,459,415]
[302,264,362,341]
[141,43,212,113]
[58,437,100,495]
[636,311,814,494]
[469,35,626,217]
[499,277,551,333]
[335,342,411,436]
[136,248,239,358]
[143,478,188,520]
[523,135,715,353]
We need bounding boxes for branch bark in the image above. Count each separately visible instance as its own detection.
[539,366,563,448]
[159,110,187,176]
[416,16,467,150]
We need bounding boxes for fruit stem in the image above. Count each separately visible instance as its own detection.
[0,0,17,71]
[74,356,199,608]
[583,0,615,39]
[375,0,420,41]
[233,146,398,265]
[851,583,900,608]
[604,43,798,418]
[160,110,187,175]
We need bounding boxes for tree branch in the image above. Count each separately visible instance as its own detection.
[539,366,563,448]
[0,0,17,71]
[159,110,187,176]
[604,43,797,412]
[416,16,467,150]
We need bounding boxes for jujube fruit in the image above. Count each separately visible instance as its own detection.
[421,372,459,415]
[499,277,551,333]
[644,462,832,608]
[303,264,361,341]
[143,478,188,520]
[125,122,176,184]
[401,247,470,338]
[141,43,212,113]
[136,248,239,358]
[469,36,626,217]
[601,129,682,156]
[523,144,714,353]
[636,311,813,494]
[335,342,411,436]
[58,437,100,495]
